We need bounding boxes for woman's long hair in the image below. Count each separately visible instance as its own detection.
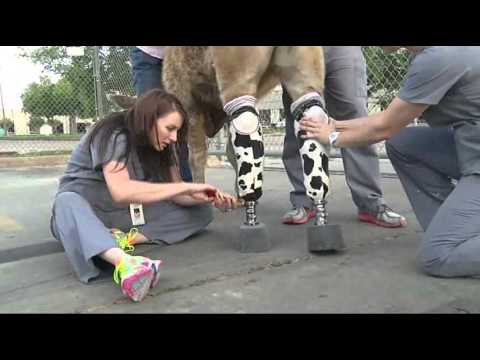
[87,89,189,182]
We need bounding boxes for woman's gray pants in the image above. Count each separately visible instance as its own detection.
[51,192,213,283]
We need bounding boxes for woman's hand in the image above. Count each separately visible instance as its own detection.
[212,190,239,212]
[181,183,238,211]
[299,116,336,145]
[185,183,219,202]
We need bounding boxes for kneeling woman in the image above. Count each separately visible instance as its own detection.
[51,89,237,302]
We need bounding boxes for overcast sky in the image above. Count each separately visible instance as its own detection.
[0,46,44,110]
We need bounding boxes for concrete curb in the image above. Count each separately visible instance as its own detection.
[0,155,70,168]
[0,154,227,169]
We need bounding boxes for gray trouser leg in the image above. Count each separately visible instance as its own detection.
[418,175,480,277]
[386,126,460,230]
[51,192,117,283]
[282,46,384,212]
[386,126,480,278]
[140,201,214,245]
[323,46,383,213]
[282,90,315,209]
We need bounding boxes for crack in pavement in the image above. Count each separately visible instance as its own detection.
[452,306,470,314]
[80,254,314,311]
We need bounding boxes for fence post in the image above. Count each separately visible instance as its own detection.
[0,79,7,136]
[93,46,105,120]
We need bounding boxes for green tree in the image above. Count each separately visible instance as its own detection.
[99,46,135,97]
[21,77,58,122]
[20,46,135,119]
[46,118,64,134]
[0,118,14,134]
[364,46,410,110]
[28,115,45,133]
[22,47,96,120]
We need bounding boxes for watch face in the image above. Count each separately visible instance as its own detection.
[329,131,338,145]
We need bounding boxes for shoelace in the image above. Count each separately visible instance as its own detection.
[113,257,128,284]
[379,204,395,214]
[113,228,138,253]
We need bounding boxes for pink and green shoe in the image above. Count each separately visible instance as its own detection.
[113,255,154,302]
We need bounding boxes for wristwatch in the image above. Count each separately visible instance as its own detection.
[329,131,340,147]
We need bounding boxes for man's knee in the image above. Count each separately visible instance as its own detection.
[416,237,454,278]
[386,126,425,160]
[416,251,445,277]
[385,133,409,165]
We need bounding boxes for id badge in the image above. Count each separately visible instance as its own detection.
[129,203,145,226]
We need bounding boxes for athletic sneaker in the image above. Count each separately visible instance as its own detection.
[282,207,316,225]
[113,255,153,302]
[142,258,163,289]
[358,204,407,228]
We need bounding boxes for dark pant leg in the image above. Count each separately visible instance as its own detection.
[129,47,193,182]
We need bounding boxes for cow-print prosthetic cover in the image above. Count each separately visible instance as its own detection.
[228,106,264,201]
[292,99,330,202]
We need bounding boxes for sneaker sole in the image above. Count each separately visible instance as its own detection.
[149,260,163,289]
[122,267,154,302]
[282,218,311,225]
[358,214,407,228]
[282,212,316,225]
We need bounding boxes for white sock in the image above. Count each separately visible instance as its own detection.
[223,95,256,116]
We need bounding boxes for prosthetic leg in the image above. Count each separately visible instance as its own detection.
[224,96,271,253]
[291,93,345,252]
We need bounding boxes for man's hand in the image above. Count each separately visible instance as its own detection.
[299,116,336,145]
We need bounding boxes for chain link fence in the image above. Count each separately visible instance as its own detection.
[0,46,410,157]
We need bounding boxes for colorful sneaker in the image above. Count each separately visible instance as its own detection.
[113,255,153,302]
[112,228,138,253]
[282,207,316,225]
[358,205,407,228]
[142,258,163,289]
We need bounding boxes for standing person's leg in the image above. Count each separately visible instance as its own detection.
[129,47,193,182]
[324,46,405,227]
[281,88,316,224]
[51,192,161,302]
[130,47,163,96]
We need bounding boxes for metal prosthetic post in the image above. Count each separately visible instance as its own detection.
[314,200,327,226]
[245,201,258,226]
[291,93,344,253]
[224,97,271,253]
